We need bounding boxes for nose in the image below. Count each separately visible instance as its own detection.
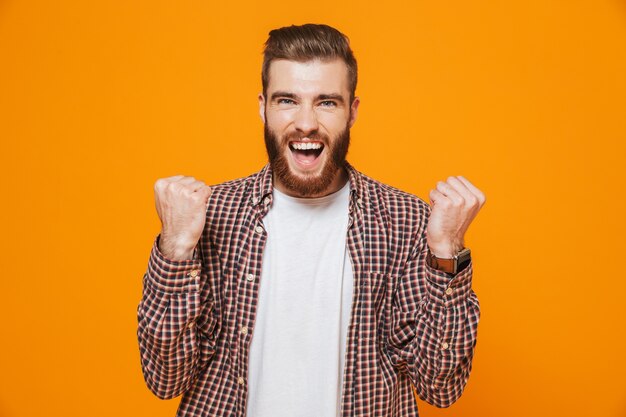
[293,104,319,136]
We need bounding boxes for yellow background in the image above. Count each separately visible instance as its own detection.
[1,1,625,416]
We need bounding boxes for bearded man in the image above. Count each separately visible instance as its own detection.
[137,23,485,417]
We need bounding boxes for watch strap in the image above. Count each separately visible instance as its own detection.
[426,248,471,274]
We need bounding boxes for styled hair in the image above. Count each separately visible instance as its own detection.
[262,23,358,102]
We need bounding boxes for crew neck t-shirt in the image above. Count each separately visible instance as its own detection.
[246,182,354,417]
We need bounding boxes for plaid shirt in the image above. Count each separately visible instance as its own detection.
[137,162,480,417]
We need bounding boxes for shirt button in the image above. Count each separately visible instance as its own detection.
[238,377,245,385]
[445,287,453,295]
[441,342,449,350]
[189,270,199,277]
[263,196,270,205]
[246,273,255,282]
[255,225,264,234]
[357,198,363,206]
[240,326,248,335]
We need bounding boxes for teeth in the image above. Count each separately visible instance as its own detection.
[292,142,322,150]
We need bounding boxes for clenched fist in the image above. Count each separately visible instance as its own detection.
[427,176,486,258]
[154,175,212,260]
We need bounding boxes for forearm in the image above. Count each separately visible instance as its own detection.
[137,236,205,399]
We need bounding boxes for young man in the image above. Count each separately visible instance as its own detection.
[138,24,485,417]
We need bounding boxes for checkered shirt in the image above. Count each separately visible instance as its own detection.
[137,162,480,416]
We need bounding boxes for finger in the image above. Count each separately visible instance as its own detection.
[177,176,197,185]
[201,185,212,195]
[429,188,446,205]
[197,186,212,200]
[189,185,210,200]
[436,181,463,205]
[166,175,185,182]
[188,181,208,192]
[446,176,477,206]
[446,176,470,194]
[457,176,486,205]
[199,186,212,207]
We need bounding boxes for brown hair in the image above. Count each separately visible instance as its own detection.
[262,23,358,102]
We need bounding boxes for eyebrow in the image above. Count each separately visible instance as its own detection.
[318,94,345,104]
[270,91,346,105]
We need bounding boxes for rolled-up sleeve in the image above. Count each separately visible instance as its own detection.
[137,235,215,399]
[386,227,480,408]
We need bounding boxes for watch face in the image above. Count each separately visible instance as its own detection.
[458,248,471,260]
[457,249,471,272]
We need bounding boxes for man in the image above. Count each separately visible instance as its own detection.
[137,23,485,417]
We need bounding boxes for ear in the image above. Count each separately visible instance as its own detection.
[348,96,360,128]
[258,93,266,124]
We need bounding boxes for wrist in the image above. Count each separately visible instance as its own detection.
[427,241,464,258]
[158,233,196,261]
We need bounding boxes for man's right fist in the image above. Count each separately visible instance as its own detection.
[154,175,212,261]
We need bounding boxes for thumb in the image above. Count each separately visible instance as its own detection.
[203,186,212,207]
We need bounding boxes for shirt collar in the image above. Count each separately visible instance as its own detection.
[344,161,366,210]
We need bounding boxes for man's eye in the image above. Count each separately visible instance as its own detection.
[277,98,295,105]
[319,101,337,107]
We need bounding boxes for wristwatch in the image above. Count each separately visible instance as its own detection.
[426,248,472,274]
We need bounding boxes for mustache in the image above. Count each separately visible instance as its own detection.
[281,131,329,145]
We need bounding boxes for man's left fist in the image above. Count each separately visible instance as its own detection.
[427,176,486,258]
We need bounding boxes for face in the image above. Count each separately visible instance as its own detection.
[259,59,360,197]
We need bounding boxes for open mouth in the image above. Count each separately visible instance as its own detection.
[289,141,324,166]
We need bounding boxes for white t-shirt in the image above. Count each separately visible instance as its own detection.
[246,181,353,417]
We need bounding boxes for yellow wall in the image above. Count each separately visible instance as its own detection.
[1,1,625,416]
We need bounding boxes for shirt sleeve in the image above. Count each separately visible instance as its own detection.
[136,234,216,399]
[385,223,480,408]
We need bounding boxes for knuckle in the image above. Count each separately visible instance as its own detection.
[155,178,173,192]
[170,183,185,194]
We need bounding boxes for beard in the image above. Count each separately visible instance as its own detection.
[264,121,351,197]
